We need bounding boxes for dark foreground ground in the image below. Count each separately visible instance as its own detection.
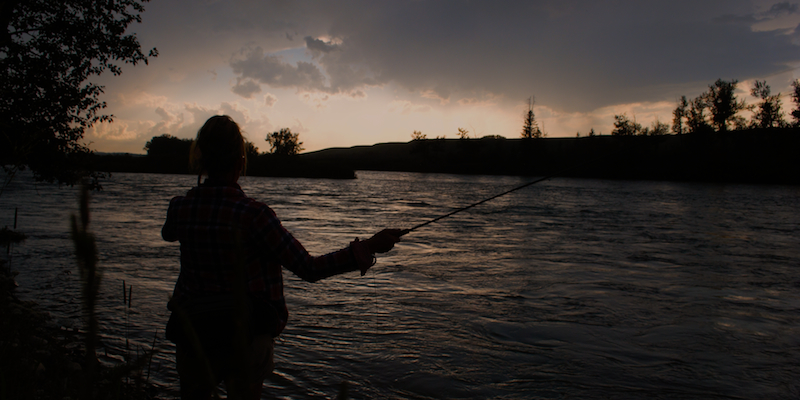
[0,242,159,400]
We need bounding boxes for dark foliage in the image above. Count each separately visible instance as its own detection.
[299,129,800,185]
[143,134,192,174]
[144,134,192,157]
[245,140,259,161]
[247,153,355,179]
[266,128,304,156]
[672,96,688,135]
[93,135,354,178]
[687,95,714,134]
[706,79,746,132]
[791,79,800,127]
[611,114,642,136]
[750,80,785,129]
[0,0,157,188]
[672,79,749,135]
[521,97,542,139]
[410,130,426,141]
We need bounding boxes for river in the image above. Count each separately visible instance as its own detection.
[1,171,799,399]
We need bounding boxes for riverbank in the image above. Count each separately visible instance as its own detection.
[302,128,800,185]
[1,245,160,399]
[90,153,356,179]
[91,128,800,184]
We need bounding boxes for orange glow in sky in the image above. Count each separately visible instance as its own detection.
[86,0,800,154]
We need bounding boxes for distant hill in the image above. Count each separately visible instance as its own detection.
[300,129,800,185]
[91,128,800,184]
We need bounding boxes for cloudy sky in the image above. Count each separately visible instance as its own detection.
[87,0,800,154]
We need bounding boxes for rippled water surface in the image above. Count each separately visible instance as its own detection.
[2,171,799,399]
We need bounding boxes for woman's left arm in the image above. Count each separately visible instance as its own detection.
[162,198,179,242]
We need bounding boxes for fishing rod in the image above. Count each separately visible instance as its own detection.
[400,174,551,235]
[399,146,627,236]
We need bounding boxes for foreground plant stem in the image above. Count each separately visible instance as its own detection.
[71,183,101,399]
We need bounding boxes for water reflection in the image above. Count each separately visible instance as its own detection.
[1,171,799,399]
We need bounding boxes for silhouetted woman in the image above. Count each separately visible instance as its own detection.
[163,115,402,400]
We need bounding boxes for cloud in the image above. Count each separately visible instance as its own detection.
[94,0,800,153]
[230,39,381,98]
[89,105,184,142]
[231,78,262,98]
[89,120,142,141]
[147,107,186,138]
[763,2,799,18]
[389,100,432,114]
[304,36,340,53]
[179,102,272,142]
[300,92,331,109]
[717,1,800,24]
[715,13,759,24]
[181,103,231,137]
[167,68,188,83]
[154,107,171,121]
[230,47,329,93]
[220,0,799,113]
[117,91,169,108]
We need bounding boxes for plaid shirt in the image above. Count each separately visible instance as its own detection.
[163,181,370,336]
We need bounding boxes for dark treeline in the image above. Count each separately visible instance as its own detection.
[301,128,800,185]
[610,79,800,137]
[93,128,800,184]
[92,134,355,179]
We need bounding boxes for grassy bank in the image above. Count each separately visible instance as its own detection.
[1,197,161,400]
[0,263,159,399]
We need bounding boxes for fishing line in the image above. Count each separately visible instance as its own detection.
[399,147,625,236]
[401,174,550,234]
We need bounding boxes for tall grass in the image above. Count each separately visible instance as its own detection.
[71,183,159,400]
[71,184,101,395]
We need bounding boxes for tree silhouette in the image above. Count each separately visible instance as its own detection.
[411,130,427,141]
[139,134,191,174]
[749,80,785,129]
[1,0,157,187]
[245,141,259,160]
[521,97,542,139]
[791,79,800,127]
[611,114,642,136]
[672,96,688,135]
[266,128,304,156]
[706,79,746,132]
[457,127,470,139]
[144,135,192,157]
[687,96,713,134]
[648,119,670,136]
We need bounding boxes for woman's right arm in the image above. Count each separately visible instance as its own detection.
[252,206,401,282]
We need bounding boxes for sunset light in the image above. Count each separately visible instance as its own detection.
[86,0,800,154]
